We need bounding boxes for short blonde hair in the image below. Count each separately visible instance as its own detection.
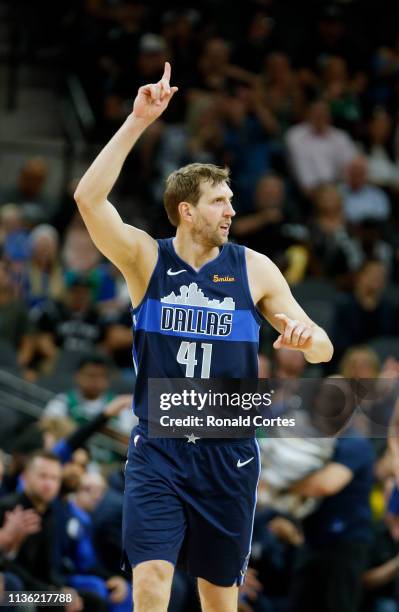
[164,163,230,227]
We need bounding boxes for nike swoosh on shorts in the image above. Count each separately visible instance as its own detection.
[237,457,254,468]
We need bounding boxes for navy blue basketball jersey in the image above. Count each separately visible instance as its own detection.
[131,238,263,422]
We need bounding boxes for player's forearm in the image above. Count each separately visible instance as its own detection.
[74,114,150,207]
[302,326,334,364]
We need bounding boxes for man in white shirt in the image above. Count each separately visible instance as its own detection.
[340,155,391,223]
[286,100,357,196]
[44,354,136,436]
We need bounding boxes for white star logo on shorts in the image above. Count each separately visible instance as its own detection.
[185,433,200,444]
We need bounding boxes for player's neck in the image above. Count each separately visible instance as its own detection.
[173,232,220,271]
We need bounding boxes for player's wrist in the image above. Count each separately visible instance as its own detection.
[127,112,153,131]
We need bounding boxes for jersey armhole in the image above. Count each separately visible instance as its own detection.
[131,241,161,316]
[239,246,266,326]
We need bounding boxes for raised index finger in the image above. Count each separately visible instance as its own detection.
[162,61,171,83]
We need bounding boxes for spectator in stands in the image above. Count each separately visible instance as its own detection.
[189,37,233,95]
[339,346,399,444]
[249,511,303,610]
[59,471,131,612]
[103,307,134,377]
[1,157,55,222]
[194,38,259,96]
[91,474,124,577]
[238,566,265,611]
[362,107,399,189]
[0,261,33,372]
[0,204,30,266]
[30,273,107,369]
[66,472,190,612]
[321,56,363,136]
[62,223,100,274]
[286,99,357,196]
[43,355,135,439]
[340,345,381,379]
[341,156,391,224]
[0,504,40,594]
[65,472,143,604]
[185,96,224,165]
[0,503,41,555]
[290,379,374,612]
[160,9,200,85]
[232,9,277,73]
[262,349,307,433]
[308,183,362,286]
[142,95,225,212]
[274,347,306,380]
[232,174,307,273]
[12,395,133,469]
[257,52,305,137]
[258,374,365,521]
[62,225,117,308]
[222,87,280,209]
[362,488,399,611]
[96,3,146,90]
[370,37,399,112]
[351,217,394,276]
[103,32,168,134]
[332,259,398,363]
[23,224,65,307]
[0,450,104,612]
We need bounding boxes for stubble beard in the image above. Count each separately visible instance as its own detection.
[192,219,225,248]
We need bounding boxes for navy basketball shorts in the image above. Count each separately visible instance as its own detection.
[122,425,261,587]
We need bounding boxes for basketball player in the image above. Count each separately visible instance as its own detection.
[74,63,333,612]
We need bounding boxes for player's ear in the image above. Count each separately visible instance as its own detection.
[178,201,194,223]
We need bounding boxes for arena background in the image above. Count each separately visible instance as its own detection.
[1,0,399,610]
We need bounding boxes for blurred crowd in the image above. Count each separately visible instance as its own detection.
[3,0,399,610]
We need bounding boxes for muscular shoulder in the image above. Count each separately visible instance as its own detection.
[245,247,272,268]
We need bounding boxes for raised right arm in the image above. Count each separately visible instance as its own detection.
[74,62,178,302]
[74,115,156,271]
